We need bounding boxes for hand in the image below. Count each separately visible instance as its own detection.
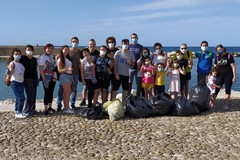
[232,77,236,83]
[68,67,73,72]
[115,74,120,80]
[91,76,97,84]
[43,79,50,88]
[82,80,86,85]
[126,58,132,65]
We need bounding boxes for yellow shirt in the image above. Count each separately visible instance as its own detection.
[155,71,165,86]
[172,50,193,73]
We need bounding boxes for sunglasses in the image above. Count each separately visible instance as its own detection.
[181,48,187,50]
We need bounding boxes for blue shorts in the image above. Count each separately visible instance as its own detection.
[59,74,72,85]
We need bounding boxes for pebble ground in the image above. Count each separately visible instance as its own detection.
[0,99,239,160]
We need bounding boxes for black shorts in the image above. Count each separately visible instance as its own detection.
[215,74,233,95]
[95,78,110,89]
[110,74,119,91]
[114,75,129,91]
[185,72,191,81]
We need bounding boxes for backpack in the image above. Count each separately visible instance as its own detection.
[4,62,15,86]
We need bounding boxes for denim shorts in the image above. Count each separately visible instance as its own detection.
[59,73,72,85]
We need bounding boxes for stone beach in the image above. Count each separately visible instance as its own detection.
[0,91,240,159]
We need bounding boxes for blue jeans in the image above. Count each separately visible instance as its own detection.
[70,74,79,107]
[11,81,25,113]
[57,74,79,108]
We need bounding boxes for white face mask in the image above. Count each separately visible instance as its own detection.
[201,46,208,52]
[26,51,33,56]
[155,49,161,54]
[180,49,187,54]
[108,43,114,48]
[100,50,106,56]
[173,63,179,68]
[122,45,128,50]
[176,55,183,60]
[72,42,78,48]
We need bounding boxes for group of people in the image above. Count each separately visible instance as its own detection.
[6,33,236,118]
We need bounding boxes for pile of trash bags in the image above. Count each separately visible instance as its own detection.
[78,84,211,120]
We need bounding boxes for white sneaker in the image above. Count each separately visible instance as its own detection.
[15,113,27,119]
[63,108,75,114]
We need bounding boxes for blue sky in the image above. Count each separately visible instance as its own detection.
[1,0,240,46]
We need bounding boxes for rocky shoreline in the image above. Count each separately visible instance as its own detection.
[0,91,240,159]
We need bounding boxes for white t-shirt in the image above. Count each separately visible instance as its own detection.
[10,61,25,83]
[152,53,166,66]
[81,58,94,79]
[114,50,135,76]
[38,53,56,71]
[57,58,72,74]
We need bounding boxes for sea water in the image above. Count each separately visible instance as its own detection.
[1,47,240,100]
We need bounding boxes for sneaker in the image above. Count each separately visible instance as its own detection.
[71,105,76,110]
[48,108,56,113]
[15,113,27,119]
[63,108,75,114]
[57,107,62,112]
[79,99,86,106]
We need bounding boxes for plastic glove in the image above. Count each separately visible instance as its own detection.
[91,76,97,84]
[43,79,50,88]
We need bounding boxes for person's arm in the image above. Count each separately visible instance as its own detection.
[81,62,86,85]
[57,60,72,74]
[114,56,120,80]
[231,63,236,82]
[179,66,186,75]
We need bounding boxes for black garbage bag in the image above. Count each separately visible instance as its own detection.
[150,93,175,115]
[125,95,157,118]
[78,104,106,120]
[189,85,211,112]
[173,96,201,116]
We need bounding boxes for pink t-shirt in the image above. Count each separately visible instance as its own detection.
[142,65,155,84]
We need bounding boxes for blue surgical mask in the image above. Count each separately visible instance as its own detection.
[132,39,138,43]
[14,55,21,61]
[158,68,163,72]
[143,52,148,57]
[218,50,224,55]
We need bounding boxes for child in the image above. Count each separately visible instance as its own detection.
[176,50,191,96]
[167,59,186,100]
[155,62,169,95]
[140,57,155,100]
[207,67,221,108]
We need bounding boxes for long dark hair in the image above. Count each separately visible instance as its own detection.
[140,47,151,63]
[7,48,21,65]
[59,45,70,67]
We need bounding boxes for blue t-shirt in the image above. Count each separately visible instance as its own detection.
[195,51,215,74]
[129,43,143,69]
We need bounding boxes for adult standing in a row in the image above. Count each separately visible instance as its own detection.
[38,43,57,115]
[106,36,119,100]
[7,48,26,118]
[128,33,143,94]
[213,44,236,109]
[20,45,38,115]
[114,39,135,103]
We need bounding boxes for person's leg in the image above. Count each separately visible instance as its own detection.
[23,79,33,114]
[101,88,108,104]
[80,85,87,106]
[93,88,100,105]
[70,74,79,108]
[111,76,120,100]
[136,77,142,97]
[31,79,38,112]
[57,83,63,110]
[121,75,129,103]
[85,79,94,108]
[185,72,191,97]
[61,82,72,109]
[11,81,25,113]
[128,69,135,94]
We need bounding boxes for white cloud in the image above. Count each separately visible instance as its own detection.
[124,0,199,11]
